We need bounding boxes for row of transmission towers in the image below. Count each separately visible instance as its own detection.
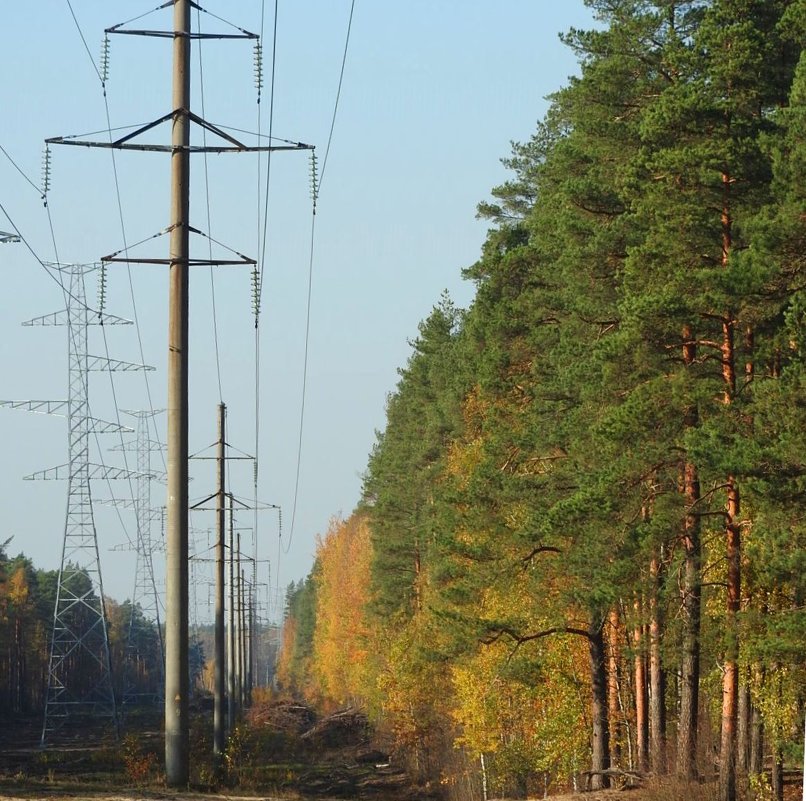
[1,262,165,743]
[4,2,307,780]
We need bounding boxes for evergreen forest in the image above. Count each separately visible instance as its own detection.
[277,2,806,800]
[0,540,167,717]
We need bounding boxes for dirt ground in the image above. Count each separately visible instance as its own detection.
[0,711,801,801]
[0,786,797,801]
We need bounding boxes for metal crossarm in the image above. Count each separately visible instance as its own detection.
[0,399,69,416]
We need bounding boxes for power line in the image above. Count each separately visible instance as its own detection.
[196,5,224,403]
[285,206,316,555]
[319,0,356,194]
[0,202,85,308]
[285,0,357,555]
[257,0,280,313]
[255,0,279,620]
[0,143,44,198]
[64,0,103,84]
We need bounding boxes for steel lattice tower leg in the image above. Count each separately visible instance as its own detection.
[121,410,165,706]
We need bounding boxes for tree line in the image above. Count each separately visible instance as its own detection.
[0,540,165,719]
[278,2,804,800]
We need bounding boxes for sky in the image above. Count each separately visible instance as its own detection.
[0,1,595,624]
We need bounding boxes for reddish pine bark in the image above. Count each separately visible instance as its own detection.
[719,170,741,801]
[608,607,623,768]
[633,598,649,773]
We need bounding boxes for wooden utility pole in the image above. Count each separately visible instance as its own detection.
[165,0,191,785]
[214,403,226,758]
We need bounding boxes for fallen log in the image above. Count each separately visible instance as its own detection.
[582,767,646,791]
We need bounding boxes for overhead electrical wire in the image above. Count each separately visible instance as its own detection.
[0,143,91,310]
[65,0,103,84]
[257,0,280,620]
[0,144,46,198]
[0,202,82,305]
[318,0,356,194]
[284,0,357,559]
[195,5,225,403]
[257,0,279,312]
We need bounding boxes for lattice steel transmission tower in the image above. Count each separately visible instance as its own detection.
[115,409,166,705]
[0,262,152,744]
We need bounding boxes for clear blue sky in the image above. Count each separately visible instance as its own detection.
[0,1,594,623]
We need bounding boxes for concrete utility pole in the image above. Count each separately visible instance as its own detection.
[240,565,247,706]
[236,532,244,707]
[228,494,237,729]
[214,403,226,758]
[165,0,191,785]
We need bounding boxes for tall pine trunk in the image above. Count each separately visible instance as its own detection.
[678,325,702,780]
[737,680,749,773]
[649,555,667,774]
[633,598,649,773]
[608,606,623,768]
[588,616,611,790]
[719,170,741,801]
[749,659,765,784]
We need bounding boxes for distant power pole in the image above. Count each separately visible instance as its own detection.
[215,403,226,757]
[236,532,244,708]
[190,405,276,751]
[228,495,237,729]
[0,262,150,744]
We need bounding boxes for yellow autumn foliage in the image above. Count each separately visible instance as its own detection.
[311,513,374,707]
[450,634,589,781]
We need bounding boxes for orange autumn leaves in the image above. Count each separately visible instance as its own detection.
[311,514,373,708]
